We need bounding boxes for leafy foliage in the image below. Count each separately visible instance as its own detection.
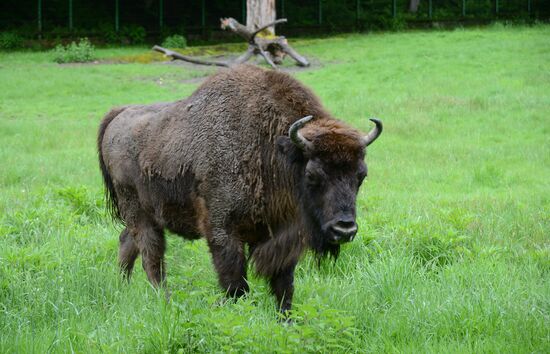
[162,34,187,49]
[52,38,96,63]
[0,32,23,50]
[120,25,147,44]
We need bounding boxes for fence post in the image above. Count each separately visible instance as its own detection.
[38,0,42,38]
[429,0,432,19]
[318,0,323,25]
[201,0,206,37]
[356,0,360,29]
[159,0,163,29]
[115,0,119,32]
[69,0,73,30]
[495,0,499,16]
[462,0,466,17]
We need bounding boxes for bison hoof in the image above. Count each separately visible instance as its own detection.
[278,310,294,325]
[225,282,249,299]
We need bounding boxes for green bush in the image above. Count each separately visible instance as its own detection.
[52,38,96,63]
[0,32,24,50]
[162,34,187,48]
[97,22,121,44]
[121,25,146,44]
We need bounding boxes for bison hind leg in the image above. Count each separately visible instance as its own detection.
[119,227,139,280]
[134,219,167,287]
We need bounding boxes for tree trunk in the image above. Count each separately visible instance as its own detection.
[409,0,420,13]
[247,0,276,35]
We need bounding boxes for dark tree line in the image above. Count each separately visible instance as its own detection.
[1,0,547,35]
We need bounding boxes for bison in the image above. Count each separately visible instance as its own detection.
[98,64,382,314]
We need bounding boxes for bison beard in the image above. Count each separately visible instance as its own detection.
[97,65,382,316]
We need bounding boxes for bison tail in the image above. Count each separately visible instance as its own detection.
[97,107,126,223]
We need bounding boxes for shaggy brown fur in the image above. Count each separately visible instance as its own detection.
[97,64,381,314]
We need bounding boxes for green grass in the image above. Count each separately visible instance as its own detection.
[1,25,549,352]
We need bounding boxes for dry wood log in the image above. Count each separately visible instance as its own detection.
[221,17,309,68]
[152,45,229,67]
[152,18,309,69]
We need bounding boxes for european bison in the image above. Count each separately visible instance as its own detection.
[98,64,382,314]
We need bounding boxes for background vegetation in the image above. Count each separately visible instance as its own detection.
[0,24,549,352]
[1,0,549,48]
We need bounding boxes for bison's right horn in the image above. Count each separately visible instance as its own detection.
[363,118,383,147]
[289,115,314,150]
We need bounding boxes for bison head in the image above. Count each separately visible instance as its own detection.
[277,115,383,258]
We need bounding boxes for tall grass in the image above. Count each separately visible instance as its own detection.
[1,25,549,352]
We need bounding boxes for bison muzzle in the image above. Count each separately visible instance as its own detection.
[97,64,382,315]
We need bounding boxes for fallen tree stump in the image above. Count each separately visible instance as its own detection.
[152,46,229,67]
[152,18,309,69]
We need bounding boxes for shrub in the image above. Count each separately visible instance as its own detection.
[162,34,187,48]
[121,25,146,44]
[0,32,24,50]
[52,38,96,63]
[97,22,121,44]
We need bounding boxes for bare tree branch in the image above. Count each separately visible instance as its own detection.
[257,47,277,69]
[233,46,256,64]
[220,18,250,40]
[152,45,230,67]
[279,40,310,67]
[250,19,288,42]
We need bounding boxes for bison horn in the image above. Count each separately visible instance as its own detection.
[363,118,383,147]
[289,115,314,150]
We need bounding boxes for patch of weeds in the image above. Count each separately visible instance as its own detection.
[112,52,166,64]
[289,304,357,351]
[162,35,187,49]
[410,231,469,269]
[469,96,489,111]
[3,246,60,273]
[111,43,247,64]
[121,25,146,44]
[365,250,416,309]
[1,208,54,246]
[437,206,475,232]
[0,31,24,50]
[526,247,550,275]
[397,217,473,270]
[473,163,503,188]
[52,38,96,63]
[490,22,506,30]
[55,186,103,221]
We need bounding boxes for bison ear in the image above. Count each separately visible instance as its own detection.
[277,136,305,163]
[276,136,294,155]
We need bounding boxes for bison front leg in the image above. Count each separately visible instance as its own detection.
[270,263,297,316]
[207,230,249,298]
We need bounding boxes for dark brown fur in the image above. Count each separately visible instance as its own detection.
[98,65,376,313]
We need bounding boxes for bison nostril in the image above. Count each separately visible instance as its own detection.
[336,220,356,230]
[330,220,358,241]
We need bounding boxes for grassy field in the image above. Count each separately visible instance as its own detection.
[1,24,549,353]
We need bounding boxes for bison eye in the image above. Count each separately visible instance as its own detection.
[306,171,322,187]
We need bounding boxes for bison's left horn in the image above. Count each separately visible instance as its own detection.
[289,115,314,150]
[363,118,383,147]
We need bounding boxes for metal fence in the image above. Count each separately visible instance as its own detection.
[1,0,547,38]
